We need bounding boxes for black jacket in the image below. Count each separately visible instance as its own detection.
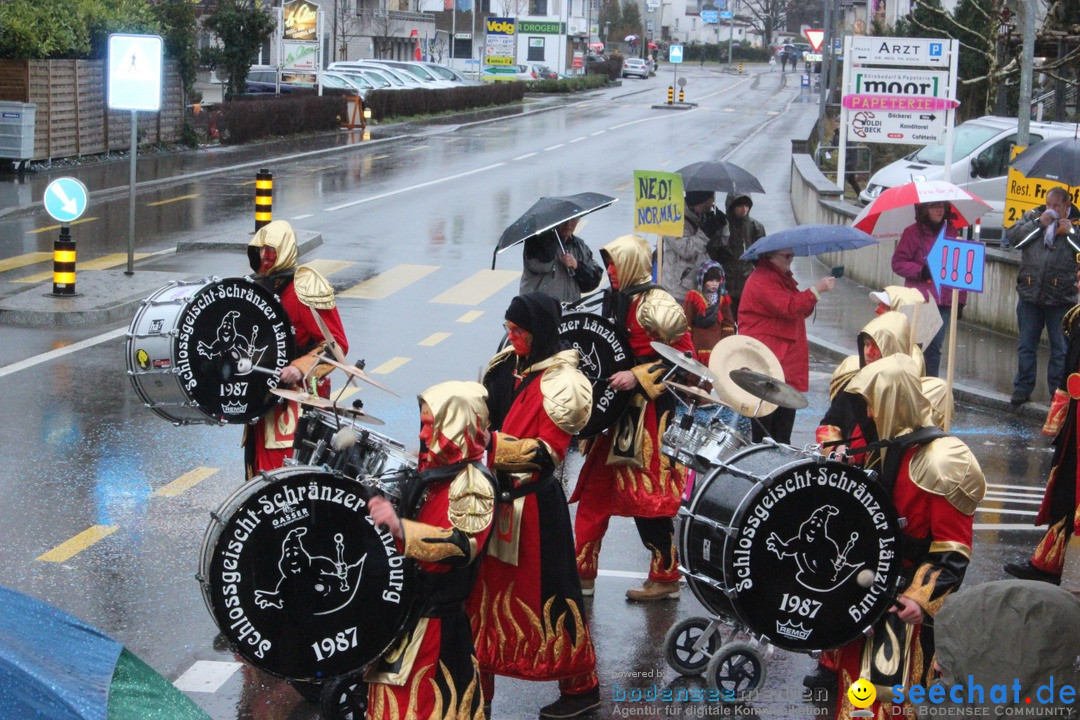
[1005,203,1080,306]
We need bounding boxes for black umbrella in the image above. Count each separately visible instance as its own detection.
[492,193,617,269]
[677,160,766,194]
[1009,136,1080,187]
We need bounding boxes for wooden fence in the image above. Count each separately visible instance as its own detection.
[0,59,184,161]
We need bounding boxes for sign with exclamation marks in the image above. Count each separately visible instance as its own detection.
[928,228,985,294]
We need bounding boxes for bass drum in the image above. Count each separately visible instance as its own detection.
[677,444,902,652]
[198,466,415,680]
[558,312,632,438]
[127,277,295,425]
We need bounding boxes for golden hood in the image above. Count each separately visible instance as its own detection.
[601,234,653,289]
[846,353,933,442]
[858,311,913,365]
[419,381,490,466]
[248,220,298,275]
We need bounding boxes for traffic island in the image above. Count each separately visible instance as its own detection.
[651,102,698,110]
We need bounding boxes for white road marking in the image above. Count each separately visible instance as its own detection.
[291,213,313,220]
[973,523,1044,531]
[986,482,1048,492]
[173,660,243,693]
[543,144,565,151]
[975,507,1038,517]
[590,131,606,136]
[569,137,587,143]
[983,489,1045,499]
[609,110,698,130]
[597,569,648,580]
[514,152,538,160]
[0,327,126,379]
[324,163,505,212]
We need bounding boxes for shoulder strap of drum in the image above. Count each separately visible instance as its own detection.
[399,462,469,516]
[604,283,663,327]
[877,427,949,494]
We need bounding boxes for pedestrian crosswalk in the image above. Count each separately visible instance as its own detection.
[973,481,1046,531]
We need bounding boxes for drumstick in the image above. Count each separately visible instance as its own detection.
[236,358,279,377]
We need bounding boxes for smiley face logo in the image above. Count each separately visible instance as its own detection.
[847,678,876,709]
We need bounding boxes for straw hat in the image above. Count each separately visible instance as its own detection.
[708,335,784,417]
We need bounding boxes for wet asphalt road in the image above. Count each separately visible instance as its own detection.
[0,68,1058,720]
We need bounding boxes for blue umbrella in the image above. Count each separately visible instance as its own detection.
[739,224,877,261]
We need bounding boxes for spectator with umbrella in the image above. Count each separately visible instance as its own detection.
[493,193,612,304]
[737,224,876,443]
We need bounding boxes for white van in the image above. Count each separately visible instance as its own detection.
[858,116,1079,237]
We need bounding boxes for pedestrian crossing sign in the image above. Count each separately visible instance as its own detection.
[670,45,683,63]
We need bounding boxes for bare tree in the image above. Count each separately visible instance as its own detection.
[737,0,795,47]
[496,0,527,15]
[360,0,406,57]
[330,0,363,60]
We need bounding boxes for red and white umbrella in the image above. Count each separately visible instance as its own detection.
[853,180,992,243]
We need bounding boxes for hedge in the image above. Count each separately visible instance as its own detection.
[526,74,610,94]
[586,56,624,80]
[363,82,525,122]
[217,91,348,144]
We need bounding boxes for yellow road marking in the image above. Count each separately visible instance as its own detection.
[237,180,257,186]
[371,357,410,374]
[303,259,354,277]
[340,264,438,300]
[147,193,201,207]
[372,155,390,160]
[26,217,99,235]
[308,165,339,173]
[155,467,218,497]
[430,270,520,305]
[457,311,484,323]
[330,385,361,402]
[15,253,150,283]
[406,145,429,152]
[614,182,631,192]
[36,525,118,563]
[0,251,52,272]
[418,332,451,347]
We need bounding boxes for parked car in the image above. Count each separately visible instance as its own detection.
[245,67,313,94]
[622,58,649,79]
[329,62,424,89]
[482,64,534,81]
[527,64,558,80]
[858,115,1080,236]
[332,68,398,91]
[419,62,481,85]
[355,60,457,88]
[320,71,372,98]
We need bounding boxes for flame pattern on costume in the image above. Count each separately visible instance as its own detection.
[368,657,485,720]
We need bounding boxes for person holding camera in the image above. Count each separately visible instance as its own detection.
[1003,186,1080,406]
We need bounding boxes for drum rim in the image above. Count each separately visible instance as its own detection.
[198,466,417,680]
[680,444,904,651]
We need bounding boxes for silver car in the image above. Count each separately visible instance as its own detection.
[622,58,649,79]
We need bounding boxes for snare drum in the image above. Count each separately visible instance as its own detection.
[198,466,415,680]
[677,443,902,652]
[292,409,417,501]
[127,277,295,425]
[661,418,749,473]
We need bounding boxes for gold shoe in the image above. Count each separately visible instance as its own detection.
[625,579,681,601]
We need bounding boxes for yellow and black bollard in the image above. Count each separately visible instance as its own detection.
[52,224,76,296]
[739,63,743,74]
[255,169,273,232]
[667,86,674,105]
[679,88,685,102]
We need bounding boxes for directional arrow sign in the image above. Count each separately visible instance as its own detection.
[928,229,985,294]
[43,177,89,223]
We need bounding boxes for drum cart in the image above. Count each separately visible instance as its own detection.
[662,614,773,699]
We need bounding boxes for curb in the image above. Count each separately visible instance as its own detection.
[806,333,1050,423]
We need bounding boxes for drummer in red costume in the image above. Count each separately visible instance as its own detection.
[245,220,349,478]
[366,381,497,720]
[572,234,695,602]
[835,354,985,720]
[467,292,599,719]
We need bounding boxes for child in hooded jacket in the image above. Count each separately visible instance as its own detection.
[682,260,736,365]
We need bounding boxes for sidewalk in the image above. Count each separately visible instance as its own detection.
[794,256,1050,423]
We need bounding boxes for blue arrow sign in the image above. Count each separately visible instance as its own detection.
[43,177,89,223]
[928,229,985,294]
[701,10,718,23]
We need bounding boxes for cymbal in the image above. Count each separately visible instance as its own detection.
[728,368,808,410]
[271,388,385,425]
[319,354,400,397]
[664,380,720,406]
[650,341,717,383]
[708,336,782,418]
[311,307,349,366]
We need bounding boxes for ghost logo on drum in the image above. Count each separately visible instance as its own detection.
[253,527,368,615]
[197,310,267,367]
[574,341,601,377]
[765,505,865,593]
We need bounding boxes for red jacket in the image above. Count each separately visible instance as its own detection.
[737,260,817,391]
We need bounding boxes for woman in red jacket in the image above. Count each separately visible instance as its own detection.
[738,247,834,443]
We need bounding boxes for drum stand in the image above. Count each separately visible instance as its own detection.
[662,615,773,701]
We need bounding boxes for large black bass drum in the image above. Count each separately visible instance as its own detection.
[198,466,415,680]
[127,277,295,425]
[677,444,902,652]
[558,312,632,438]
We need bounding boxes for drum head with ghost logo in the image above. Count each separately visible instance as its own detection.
[200,468,415,680]
[173,277,294,424]
[558,313,632,438]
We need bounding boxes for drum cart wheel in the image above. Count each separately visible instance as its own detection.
[321,674,368,720]
[704,641,767,701]
[663,616,724,675]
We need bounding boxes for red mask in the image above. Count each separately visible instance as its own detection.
[606,263,620,290]
[258,247,278,275]
[505,322,532,357]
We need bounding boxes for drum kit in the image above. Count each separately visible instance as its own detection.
[126,276,417,716]
[653,336,903,701]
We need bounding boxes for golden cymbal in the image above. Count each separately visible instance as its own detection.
[319,355,400,397]
[650,341,717,383]
[664,380,721,406]
[729,368,808,410]
[272,388,386,425]
[311,307,349,366]
[708,336,783,417]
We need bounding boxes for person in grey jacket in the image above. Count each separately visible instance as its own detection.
[1004,186,1080,406]
[660,190,725,304]
[708,192,766,319]
[519,218,604,304]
